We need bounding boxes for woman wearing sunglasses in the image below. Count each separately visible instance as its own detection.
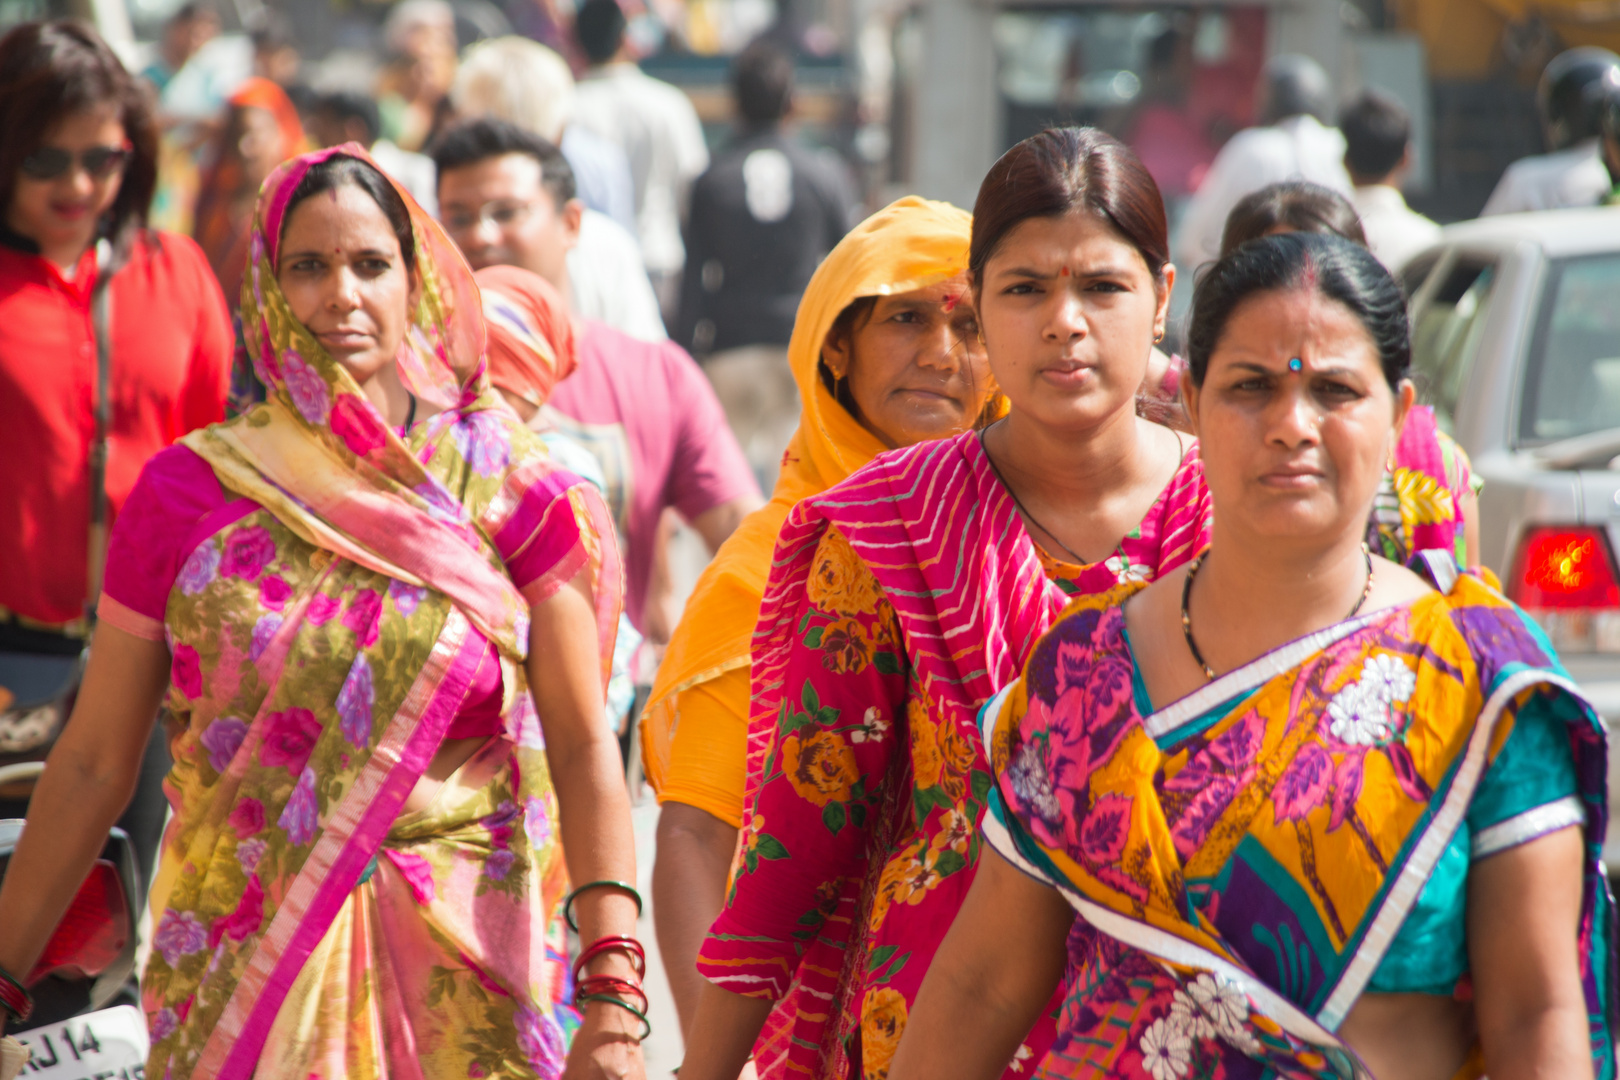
[0,23,232,874]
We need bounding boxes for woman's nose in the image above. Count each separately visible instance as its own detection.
[328,268,363,310]
[1043,291,1087,340]
[1268,385,1321,445]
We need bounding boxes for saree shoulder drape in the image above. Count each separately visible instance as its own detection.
[106,146,622,1080]
[697,431,1212,1079]
[982,554,1615,1079]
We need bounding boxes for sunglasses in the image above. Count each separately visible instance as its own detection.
[20,144,132,181]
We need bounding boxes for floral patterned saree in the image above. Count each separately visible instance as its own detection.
[127,147,621,1080]
[982,554,1615,1079]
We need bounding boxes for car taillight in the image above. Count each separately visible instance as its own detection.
[27,860,128,983]
[1509,526,1620,653]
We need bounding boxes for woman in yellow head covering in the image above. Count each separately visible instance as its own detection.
[641,196,992,1033]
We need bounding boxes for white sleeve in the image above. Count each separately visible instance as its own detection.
[1481,161,1530,216]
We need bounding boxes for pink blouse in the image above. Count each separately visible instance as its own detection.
[99,445,559,739]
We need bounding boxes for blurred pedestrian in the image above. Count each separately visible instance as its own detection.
[434,118,761,643]
[452,35,636,232]
[249,11,305,107]
[1123,25,1215,204]
[1602,80,1620,203]
[676,39,852,489]
[140,0,219,95]
[1342,89,1440,272]
[377,0,458,153]
[642,196,989,1041]
[572,0,710,316]
[0,20,231,890]
[434,118,664,341]
[1483,47,1620,215]
[1175,54,1352,268]
[308,88,438,214]
[192,76,304,307]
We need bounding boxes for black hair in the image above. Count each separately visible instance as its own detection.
[1341,89,1411,181]
[169,1,218,25]
[281,154,416,272]
[733,39,793,126]
[1220,181,1365,257]
[314,89,380,146]
[430,118,576,206]
[1187,232,1409,390]
[249,10,295,53]
[575,0,627,66]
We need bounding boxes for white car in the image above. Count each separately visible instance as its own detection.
[1402,206,1620,859]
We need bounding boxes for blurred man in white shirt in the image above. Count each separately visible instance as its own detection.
[573,0,710,316]
[1175,54,1352,269]
[1342,89,1440,273]
[1483,47,1620,215]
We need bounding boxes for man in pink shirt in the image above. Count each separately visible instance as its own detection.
[433,119,763,641]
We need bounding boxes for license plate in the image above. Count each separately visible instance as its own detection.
[11,1005,148,1079]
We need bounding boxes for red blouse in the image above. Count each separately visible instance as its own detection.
[0,229,232,624]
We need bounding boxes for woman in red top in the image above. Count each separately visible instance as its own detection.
[0,21,232,871]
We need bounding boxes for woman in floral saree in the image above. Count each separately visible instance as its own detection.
[889,232,1615,1080]
[0,147,648,1080]
[680,129,1214,1080]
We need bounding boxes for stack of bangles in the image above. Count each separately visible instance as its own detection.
[564,880,651,1043]
[0,966,32,1026]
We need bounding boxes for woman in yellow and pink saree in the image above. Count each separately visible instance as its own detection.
[889,232,1615,1080]
[0,147,647,1080]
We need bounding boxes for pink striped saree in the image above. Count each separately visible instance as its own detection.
[696,430,1212,1079]
[109,147,621,1080]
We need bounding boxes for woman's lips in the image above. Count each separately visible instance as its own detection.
[49,202,92,221]
[1259,466,1324,489]
[1038,361,1096,388]
[317,330,371,350]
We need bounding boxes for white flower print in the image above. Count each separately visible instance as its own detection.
[851,706,890,744]
[1007,741,1062,824]
[1008,1044,1033,1073]
[1187,973,1248,1037]
[1170,992,1217,1041]
[1327,653,1417,747]
[1105,553,1152,585]
[1139,1016,1192,1080]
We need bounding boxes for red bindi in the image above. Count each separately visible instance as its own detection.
[942,293,961,312]
[1059,266,1071,277]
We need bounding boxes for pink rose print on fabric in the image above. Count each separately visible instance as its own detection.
[236,837,267,873]
[382,849,436,904]
[329,393,388,458]
[307,592,341,626]
[1272,742,1334,823]
[152,909,207,966]
[342,588,383,648]
[220,526,276,581]
[176,542,220,596]
[258,574,292,611]
[387,579,426,616]
[336,654,374,748]
[229,797,266,837]
[524,796,553,849]
[250,613,283,661]
[282,350,330,425]
[278,766,319,846]
[450,411,512,477]
[1078,793,1134,865]
[171,643,203,699]
[260,708,321,773]
[207,874,264,947]
[200,717,247,774]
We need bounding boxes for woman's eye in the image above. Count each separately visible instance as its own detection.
[1087,280,1126,293]
[359,258,392,274]
[290,259,321,273]
[1003,282,1038,296]
[891,310,920,324]
[1316,380,1361,399]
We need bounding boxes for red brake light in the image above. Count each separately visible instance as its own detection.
[1510,527,1620,609]
[28,859,128,983]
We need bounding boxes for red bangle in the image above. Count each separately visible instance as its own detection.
[572,935,646,983]
[575,974,649,1014]
[0,966,32,1024]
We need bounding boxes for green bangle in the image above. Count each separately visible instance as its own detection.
[562,879,643,931]
[577,992,652,1042]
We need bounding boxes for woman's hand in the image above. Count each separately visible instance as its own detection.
[564,1000,647,1080]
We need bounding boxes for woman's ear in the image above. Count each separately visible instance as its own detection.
[1154,263,1176,338]
[1392,378,1415,444]
[821,329,851,382]
[1182,376,1201,434]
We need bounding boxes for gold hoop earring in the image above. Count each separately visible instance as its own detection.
[1154,329,1165,344]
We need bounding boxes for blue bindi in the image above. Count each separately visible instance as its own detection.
[1288,357,1303,372]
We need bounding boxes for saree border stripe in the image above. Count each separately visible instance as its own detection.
[194,610,481,1079]
[1315,667,1588,1028]
[1472,793,1586,858]
[979,802,1346,1052]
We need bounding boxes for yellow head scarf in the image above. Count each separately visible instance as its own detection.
[641,196,972,806]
